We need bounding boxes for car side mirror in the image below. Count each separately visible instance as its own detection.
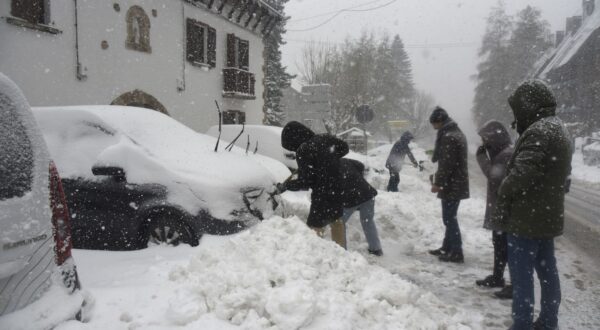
[92,166,126,182]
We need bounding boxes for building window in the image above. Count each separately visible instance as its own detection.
[303,119,314,129]
[186,18,216,68]
[126,6,151,53]
[223,110,246,125]
[223,33,254,98]
[227,33,250,70]
[11,0,49,24]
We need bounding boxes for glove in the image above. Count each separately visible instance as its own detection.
[476,145,486,155]
[275,182,287,194]
[418,162,424,172]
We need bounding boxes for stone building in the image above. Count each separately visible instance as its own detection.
[531,0,600,134]
[281,84,332,133]
[0,0,282,132]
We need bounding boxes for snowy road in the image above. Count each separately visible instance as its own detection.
[50,144,600,330]
[564,183,600,266]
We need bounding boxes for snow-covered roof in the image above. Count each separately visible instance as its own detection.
[536,0,600,78]
[337,127,372,138]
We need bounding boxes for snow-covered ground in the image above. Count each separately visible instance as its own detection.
[571,149,600,185]
[50,143,600,330]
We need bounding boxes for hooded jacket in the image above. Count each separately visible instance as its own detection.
[476,120,513,230]
[432,118,470,201]
[492,81,572,239]
[281,121,349,228]
[385,132,418,172]
[339,158,377,208]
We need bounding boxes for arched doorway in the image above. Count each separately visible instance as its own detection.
[111,89,169,115]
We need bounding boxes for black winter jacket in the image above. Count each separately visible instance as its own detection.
[339,158,377,208]
[282,122,349,228]
[385,132,417,172]
[432,119,470,201]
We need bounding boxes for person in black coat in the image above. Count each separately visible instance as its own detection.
[279,121,349,248]
[474,120,514,299]
[339,158,382,256]
[385,131,419,192]
[428,106,469,263]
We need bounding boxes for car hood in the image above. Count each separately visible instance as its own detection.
[33,106,290,220]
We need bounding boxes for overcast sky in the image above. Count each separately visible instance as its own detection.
[281,0,581,138]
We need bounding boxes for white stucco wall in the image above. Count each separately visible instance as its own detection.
[0,0,267,132]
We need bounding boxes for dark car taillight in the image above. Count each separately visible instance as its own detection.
[49,161,73,266]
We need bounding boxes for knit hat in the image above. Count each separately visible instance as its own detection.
[429,106,449,124]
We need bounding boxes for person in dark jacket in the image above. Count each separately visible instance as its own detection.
[385,131,419,192]
[279,121,349,248]
[492,81,572,330]
[474,120,514,299]
[339,158,382,256]
[428,107,469,263]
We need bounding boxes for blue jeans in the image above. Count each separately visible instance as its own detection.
[441,200,462,254]
[508,234,561,330]
[342,199,382,252]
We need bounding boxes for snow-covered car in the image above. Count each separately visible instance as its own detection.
[0,74,87,328]
[206,124,298,169]
[33,106,290,250]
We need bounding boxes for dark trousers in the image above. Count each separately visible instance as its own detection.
[387,171,399,192]
[441,200,462,254]
[508,234,560,330]
[492,231,508,279]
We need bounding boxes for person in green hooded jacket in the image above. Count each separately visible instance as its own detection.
[492,80,572,330]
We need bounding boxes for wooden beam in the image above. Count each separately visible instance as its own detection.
[261,16,274,34]
[207,0,215,9]
[217,0,228,14]
[227,0,240,19]
[252,8,267,30]
[244,2,259,27]
[236,1,251,23]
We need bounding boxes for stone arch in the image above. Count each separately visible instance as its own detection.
[111,90,168,115]
[125,5,151,53]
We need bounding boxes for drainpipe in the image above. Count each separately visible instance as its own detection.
[177,1,186,92]
[74,0,87,80]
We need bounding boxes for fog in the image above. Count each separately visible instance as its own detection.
[281,0,581,140]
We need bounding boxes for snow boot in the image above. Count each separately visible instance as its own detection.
[428,248,446,256]
[438,252,464,263]
[476,275,505,288]
[533,318,558,330]
[368,249,383,256]
[494,284,513,300]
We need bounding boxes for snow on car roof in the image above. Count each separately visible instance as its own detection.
[33,105,289,219]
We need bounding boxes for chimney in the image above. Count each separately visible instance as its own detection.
[583,0,595,19]
[555,31,565,47]
[566,16,583,35]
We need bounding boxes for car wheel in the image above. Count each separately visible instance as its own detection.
[145,215,196,247]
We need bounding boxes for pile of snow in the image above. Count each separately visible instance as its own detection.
[33,106,290,220]
[167,217,472,330]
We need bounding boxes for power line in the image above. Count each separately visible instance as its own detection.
[288,0,386,23]
[287,0,398,32]
[285,38,479,49]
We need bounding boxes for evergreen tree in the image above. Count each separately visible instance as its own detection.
[472,1,514,127]
[390,35,415,119]
[372,34,400,130]
[263,0,294,126]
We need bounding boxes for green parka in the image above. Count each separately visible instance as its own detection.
[492,81,572,239]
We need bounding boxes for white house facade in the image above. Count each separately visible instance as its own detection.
[0,0,282,132]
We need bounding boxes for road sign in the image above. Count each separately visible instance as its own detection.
[355,105,374,124]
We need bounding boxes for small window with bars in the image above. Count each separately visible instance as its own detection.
[11,0,49,25]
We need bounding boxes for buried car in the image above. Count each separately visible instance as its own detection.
[32,106,290,250]
[0,74,87,329]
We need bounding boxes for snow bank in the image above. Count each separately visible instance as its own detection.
[167,217,473,330]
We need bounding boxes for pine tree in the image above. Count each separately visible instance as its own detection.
[263,0,294,126]
[390,35,415,119]
[472,1,514,127]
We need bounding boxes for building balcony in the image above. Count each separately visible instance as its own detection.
[223,68,256,99]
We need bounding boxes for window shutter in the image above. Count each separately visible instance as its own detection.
[238,39,249,71]
[207,27,217,68]
[12,0,45,24]
[186,19,196,62]
[227,33,237,67]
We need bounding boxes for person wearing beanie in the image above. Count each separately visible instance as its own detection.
[385,131,420,192]
[492,80,571,330]
[279,121,349,248]
[428,106,469,263]
[474,120,514,300]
